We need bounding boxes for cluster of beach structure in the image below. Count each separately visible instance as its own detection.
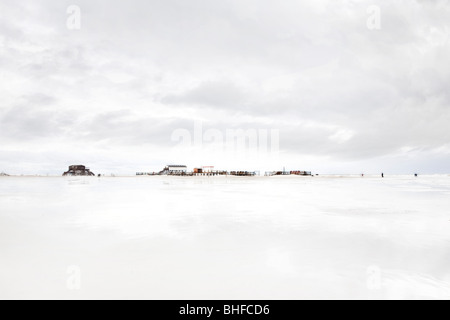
[2,166,311,177]
[0,166,423,178]
[136,165,312,177]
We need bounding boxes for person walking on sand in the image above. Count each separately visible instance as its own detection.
[381,173,384,178]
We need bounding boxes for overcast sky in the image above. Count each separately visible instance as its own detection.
[1,0,449,175]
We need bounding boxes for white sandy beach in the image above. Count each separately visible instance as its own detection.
[1,175,450,300]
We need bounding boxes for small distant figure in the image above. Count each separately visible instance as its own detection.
[362,174,364,177]
[98,174,101,177]
[415,173,418,177]
[381,173,384,178]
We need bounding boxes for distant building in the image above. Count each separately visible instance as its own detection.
[290,171,312,176]
[229,171,257,176]
[0,172,9,176]
[265,170,311,176]
[63,165,95,176]
[193,166,228,176]
[159,165,188,175]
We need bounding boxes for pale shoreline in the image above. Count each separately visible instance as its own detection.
[1,174,449,178]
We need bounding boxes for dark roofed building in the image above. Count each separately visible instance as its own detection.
[159,165,187,175]
[63,165,95,176]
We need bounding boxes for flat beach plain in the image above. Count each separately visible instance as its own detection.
[1,175,450,299]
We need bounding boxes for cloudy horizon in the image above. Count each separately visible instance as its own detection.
[1,0,450,175]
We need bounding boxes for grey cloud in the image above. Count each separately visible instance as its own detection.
[0,104,73,141]
[161,81,246,109]
[74,111,196,147]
